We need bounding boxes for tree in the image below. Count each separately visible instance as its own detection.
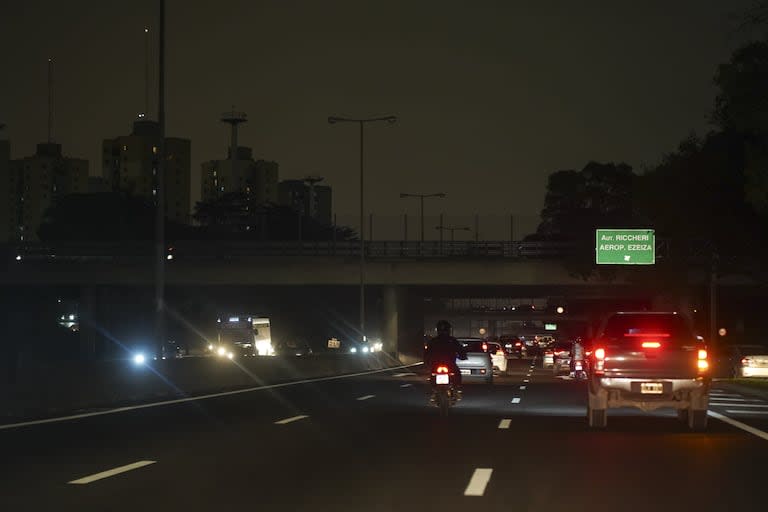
[532,161,637,279]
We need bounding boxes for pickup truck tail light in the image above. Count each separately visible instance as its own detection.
[594,347,606,375]
[482,342,488,352]
[697,349,708,372]
[741,357,754,367]
[435,365,449,374]
[642,341,661,349]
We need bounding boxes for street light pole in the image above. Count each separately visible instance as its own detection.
[329,115,397,343]
[399,192,446,243]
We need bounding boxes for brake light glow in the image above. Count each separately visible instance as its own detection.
[642,341,661,349]
[436,365,449,374]
[625,332,670,338]
[697,359,709,370]
[594,347,606,375]
[595,348,606,360]
[515,342,522,347]
[697,348,708,372]
[698,349,707,360]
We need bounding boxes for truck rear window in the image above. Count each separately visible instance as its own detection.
[602,314,693,343]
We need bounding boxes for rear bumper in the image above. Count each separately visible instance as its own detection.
[741,367,768,377]
[593,377,710,412]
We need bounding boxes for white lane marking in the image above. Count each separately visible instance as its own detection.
[519,386,527,390]
[708,397,756,402]
[713,404,768,408]
[709,410,768,442]
[392,372,416,377]
[357,395,376,401]
[498,419,511,429]
[274,415,309,425]
[724,410,768,415]
[400,383,413,388]
[511,397,522,404]
[523,379,530,383]
[68,460,156,485]
[0,362,423,431]
[464,468,493,496]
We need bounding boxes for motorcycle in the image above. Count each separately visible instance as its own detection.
[430,364,459,416]
[572,358,588,380]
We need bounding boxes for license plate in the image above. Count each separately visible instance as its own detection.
[460,369,471,375]
[640,382,664,394]
[435,374,449,385]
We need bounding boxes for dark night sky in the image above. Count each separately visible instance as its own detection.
[0,0,755,237]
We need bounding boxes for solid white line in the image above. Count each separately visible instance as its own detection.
[708,397,755,402]
[498,419,511,429]
[68,460,156,484]
[274,415,309,425]
[709,410,768,442]
[724,410,768,415]
[357,395,375,401]
[714,404,768,408]
[0,362,423,431]
[400,383,412,388]
[464,468,493,496]
[519,386,527,390]
[511,397,521,404]
[392,372,416,377]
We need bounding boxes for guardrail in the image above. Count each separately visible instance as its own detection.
[5,240,578,263]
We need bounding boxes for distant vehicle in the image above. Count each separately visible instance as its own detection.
[587,312,710,430]
[514,304,536,313]
[552,341,572,375]
[456,338,493,384]
[501,336,526,358]
[486,341,508,374]
[541,341,555,368]
[723,345,768,378]
[211,316,273,359]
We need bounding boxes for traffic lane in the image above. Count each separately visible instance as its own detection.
[2,375,517,511]
[0,369,422,495]
[708,385,768,433]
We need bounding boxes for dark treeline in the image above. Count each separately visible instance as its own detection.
[528,39,768,281]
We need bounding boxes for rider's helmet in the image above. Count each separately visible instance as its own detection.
[436,320,452,335]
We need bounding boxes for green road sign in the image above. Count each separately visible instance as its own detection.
[595,229,655,265]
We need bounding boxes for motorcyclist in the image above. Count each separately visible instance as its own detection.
[424,320,467,392]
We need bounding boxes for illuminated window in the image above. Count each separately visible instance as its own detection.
[122,145,127,151]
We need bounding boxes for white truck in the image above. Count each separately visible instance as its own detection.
[212,316,273,358]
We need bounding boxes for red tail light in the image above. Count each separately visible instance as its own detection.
[594,347,606,375]
[625,332,670,338]
[697,349,708,372]
[642,341,661,349]
[515,342,522,347]
[436,365,449,374]
[482,342,488,352]
[594,348,606,360]
[742,357,753,367]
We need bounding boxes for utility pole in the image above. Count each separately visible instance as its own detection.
[155,0,166,360]
[47,58,53,143]
[710,251,718,349]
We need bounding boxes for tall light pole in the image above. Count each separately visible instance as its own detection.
[399,192,445,243]
[328,115,397,343]
[155,0,166,360]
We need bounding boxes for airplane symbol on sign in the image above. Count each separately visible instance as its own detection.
[624,255,631,261]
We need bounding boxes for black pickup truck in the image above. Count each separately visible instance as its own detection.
[587,312,710,430]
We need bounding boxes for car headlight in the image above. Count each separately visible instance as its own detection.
[227,352,234,360]
[208,344,213,351]
[217,347,226,356]
[350,347,357,353]
[133,353,146,365]
[362,346,369,353]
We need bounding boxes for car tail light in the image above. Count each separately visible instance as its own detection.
[742,357,754,367]
[482,342,488,352]
[625,332,670,338]
[697,349,708,372]
[515,342,522,347]
[594,347,606,375]
[642,341,661,349]
[436,365,449,374]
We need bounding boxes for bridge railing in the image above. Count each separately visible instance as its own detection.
[6,240,577,263]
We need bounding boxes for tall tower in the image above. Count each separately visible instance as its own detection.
[303,176,324,218]
[47,58,54,143]
[221,108,247,161]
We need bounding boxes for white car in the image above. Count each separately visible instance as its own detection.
[729,345,768,377]
[487,342,508,374]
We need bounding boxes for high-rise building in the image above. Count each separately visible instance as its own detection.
[0,136,11,241]
[200,148,279,205]
[278,179,333,225]
[2,143,88,242]
[102,116,191,224]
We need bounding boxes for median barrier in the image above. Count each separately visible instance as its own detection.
[0,352,408,421]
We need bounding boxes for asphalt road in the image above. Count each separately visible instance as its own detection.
[2,358,767,511]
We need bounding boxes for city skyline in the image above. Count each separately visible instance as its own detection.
[0,0,757,238]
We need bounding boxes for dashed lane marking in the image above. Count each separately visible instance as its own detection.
[511,397,522,404]
[519,386,527,390]
[392,372,417,377]
[464,468,493,496]
[400,383,413,388]
[68,461,156,485]
[357,395,376,401]
[498,419,511,429]
[274,415,309,425]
